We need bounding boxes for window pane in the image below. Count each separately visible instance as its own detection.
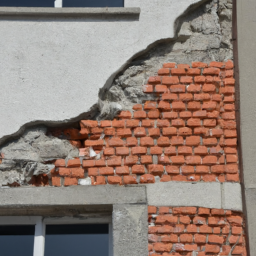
[45,224,109,256]
[0,225,35,256]
[0,0,54,7]
[63,0,124,7]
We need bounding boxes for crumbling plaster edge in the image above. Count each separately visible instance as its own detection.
[0,182,243,212]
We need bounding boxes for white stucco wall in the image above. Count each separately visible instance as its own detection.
[0,0,203,142]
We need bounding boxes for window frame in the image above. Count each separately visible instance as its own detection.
[0,216,113,256]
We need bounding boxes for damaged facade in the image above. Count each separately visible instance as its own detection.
[0,0,254,255]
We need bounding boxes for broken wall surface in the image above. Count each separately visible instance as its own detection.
[0,0,249,255]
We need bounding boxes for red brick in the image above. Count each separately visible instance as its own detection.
[108,137,124,147]
[223,95,235,102]
[126,137,137,146]
[160,175,172,182]
[84,139,104,147]
[155,84,168,93]
[202,101,217,110]
[59,168,71,177]
[180,76,193,84]
[70,168,84,178]
[179,94,193,102]
[148,206,157,214]
[171,119,185,127]
[163,62,176,68]
[186,224,198,233]
[157,137,170,146]
[158,68,170,76]
[99,167,114,175]
[108,176,122,185]
[179,111,192,118]
[126,119,140,128]
[156,215,178,225]
[52,177,61,187]
[150,147,163,155]
[162,76,179,85]
[170,136,183,146]
[107,156,122,166]
[177,64,190,69]
[196,166,210,174]
[186,156,201,165]
[141,155,153,164]
[203,83,216,92]
[132,146,147,155]
[180,234,193,243]
[80,120,98,128]
[232,246,245,254]
[224,78,235,85]
[171,156,185,164]
[178,146,192,155]
[194,127,209,136]
[172,101,186,110]
[227,216,243,226]
[123,175,137,184]
[194,146,208,155]
[148,164,164,175]
[171,68,186,76]
[161,234,178,243]
[226,173,239,182]
[187,118,201,127]
[192,62,208,68]
[219,120,236,129]
[202,156,218,165]
[157,119,170,127]
[140,137,154,147]
[112,120,125,128]
[209,217,226,226]
[226,154,238,163]
[88,168,99,176]
[148,76,161,84]
[162,127,177,136]
[132,165,145,174]
[187,68,201,76]
[181,166,194,174]
[193,110,207,118]
[211,129,223,137]
[204,119,217,127]
[211,165,225,174]
[144,101,157,110]
[161,93,178,101]
[203,138,218,146]
[205,244,220,253]
[148,128,161,137]
[203,67,220,75]
[153,243,172,253]
[232,226,243,235]
[169,84,186,93]
[225,60,234,69]
[193,216,206,225]
[141,119,154,127]
[134,111,147,119]
[55,159,66,167]
[134,127,147,137]
[104,127,115,136]
[166,166,180,174]
[116,147,130,156]
[148,110,160,119]
[100,120,112,127]
[173,207,197,215]
[199,225,212,233]
[69,140,82,148]
[178,127,192,136]
[208,235,224,244]
[142,84,154,93]
[118,111,132,119]
[224,129,237,138]
[140,174,155,184]
[198,208,210,215]
[194,93,211,101]
[186,136,200,146]
[116,166,129,175]
[158,155,170,164]
[202,174,217,182]
[194,234,207,244]
[209,61,225,68]
[64,177,78,186]
[212,94,222,101]
[187,84,201,93]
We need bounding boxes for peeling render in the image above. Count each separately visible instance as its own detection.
[98,0,233,120]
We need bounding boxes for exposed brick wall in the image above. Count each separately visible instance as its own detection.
[38,60,238,187]
[148,206,247,256]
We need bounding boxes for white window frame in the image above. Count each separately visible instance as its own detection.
[54,0,62,7]
[0,216,113,256]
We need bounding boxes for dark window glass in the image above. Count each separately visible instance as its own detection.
[45,224,109,256]
[0,225,35,256]
[0,0,54,7]
[63,0,124,7]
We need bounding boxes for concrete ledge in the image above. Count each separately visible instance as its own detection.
[0,7,140,18]
[146,182,243,211]
[0,185,147,207]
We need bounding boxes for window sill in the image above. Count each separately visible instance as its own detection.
[0,7,140,18]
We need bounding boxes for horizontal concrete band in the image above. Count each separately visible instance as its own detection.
[0,7,141,17]
[0,182,242,211]
[146,182,243,211]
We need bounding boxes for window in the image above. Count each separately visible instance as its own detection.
[0,0,124,7]
[0,217,112,256]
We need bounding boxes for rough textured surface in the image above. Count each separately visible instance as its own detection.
[113,204,148,256]
[100,0,233,118]
[0,127,78,186]
[146,182,222,209]
[0,185,147,206]
[0,0,205,142]
[148,206,247,255]
[222,182,242,211]
[237,0,256,254]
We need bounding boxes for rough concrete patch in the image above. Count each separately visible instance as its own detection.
[98,0,233,119]
[222,183,243,211]
[113,204,148,256]
[0,127,78,185]
[146,182,222,208]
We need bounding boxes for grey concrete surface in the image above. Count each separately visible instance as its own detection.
[245,189,256,254]
[113,204,148,256]
[0,7,140,17]
[221,182,242,211]
[146,182,243,211]
[0,0,205,143]
[0,185,147,207]
[237,0,256,254]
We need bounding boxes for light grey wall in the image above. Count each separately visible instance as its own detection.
[237,0,256,254]
[0,0,204,142]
